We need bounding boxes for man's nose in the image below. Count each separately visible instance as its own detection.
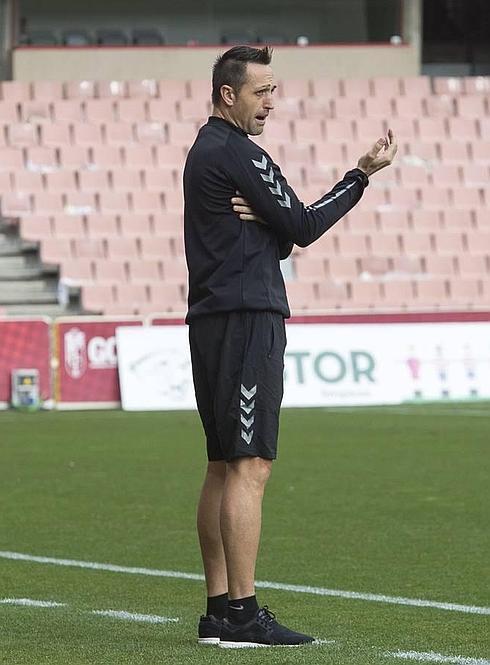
[264,94,274,110]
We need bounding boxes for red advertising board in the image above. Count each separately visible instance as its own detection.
[55,317,143,407]
[0,318,52,408]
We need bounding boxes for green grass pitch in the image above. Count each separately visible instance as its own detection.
[0,404,489,664]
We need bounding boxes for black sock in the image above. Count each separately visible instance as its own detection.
[228,595,259,624]
[206,592,228,619]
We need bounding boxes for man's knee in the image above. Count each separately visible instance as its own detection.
[227,456,273,488]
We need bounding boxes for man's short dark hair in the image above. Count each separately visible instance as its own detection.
[212,45,272,106]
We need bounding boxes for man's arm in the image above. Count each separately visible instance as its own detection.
[228,132,397,248]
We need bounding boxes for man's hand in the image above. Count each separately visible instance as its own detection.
[231,191,267,225]
[357,129,397,177]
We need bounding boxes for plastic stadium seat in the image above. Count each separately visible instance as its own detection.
[90,145,123,169]
[21,101,52,124]
[423,255,456,276]
[178,98,210,123]
[166,121,198,146]
[327,256,359,279]
[401,76,432,98]
[98,191,130,213]
[417,118,447,140]
[143,167,176,190]
[111,168,142,190]
[140,235,173,258]
[20,216,52,240]
[0,148,23,170]
[156,144,186,169]
[302,98,333,119]
[294,256,327,281]
[96,29,128,46]
[354,118,386,141]
[40,238,73,264]
[0,102,20,123]
[315,143,344,167]
[315,280,349,309]
[85,100,116,123]
[82,284,115,313]
[0,171,10,188]
[275,98,303,120]
[457,254,488,276]
[129,259,161,282]
[434,164,461,185]
[311,78,341,99]
[443,209,474,229]
[25,146,57,172]
[157,80,187,100]
[466,231,490,255]
[281,143,312,165]
[284,281,316,310]
[397,164,430,187]
[371,77,401,98]
[391,256,422,275]
[279,79,311,99]
[21,29,58,46]
[433,77,464,95]
[64,192,96,215]
[14,171,44,192]
[62,29,92,47]
[128,80,159,98]
[341,78,371,99]
[187,80,211,102]
[84,213,119,239]
[41,123,72,146]
[44,170,76,192]
[424,95,456,117]
[378,209,410,231]
[73,238,105,259]
[34,192,65,214]
[117,99,147,123]
[447,117,479,140]
[408,141,438,161]
[136,121,166,144]
[382,280,414,307]
[388,187,419,209]
[449,278,482,305]
[0,81,31,102]
[152,213,183,234]
[439,141,470,163]
[148,99,179,123]
[97,81,128,99]
[358,256,389,277]
[79,169,110,192]
[348,209,378,232]
[53,100,84,123]
[106,237,139,259]
[60,258,94,283]
[95,260,127,283]
[161,258,187,282]
[452,187,483,209]
[32,81,63,101]
[59,146,90,170]
[115,283,150,312]
[364,97,394,119]
[349,281,381,308]
[52,215,84,238]
[162,189,183,213]
[369,232,401,255]
[471,141,490,163]
[119,214,152,237]
[65,80,96,99]
[393,96,423,120]
[462,164,490,185]
[335,233,369,256]
[332,98,364,119]
[401,231,434,254]
[390,117,417,139]
[7,123,37,147]
[147,282,186,311]
[435,231,466,254]
[415,278,448,306]
[464,76,490,94]
[132,190,164,213]
[323,118,355,142]
[457,96,487,118]
[104,122,135,146]
[419,186,450,209]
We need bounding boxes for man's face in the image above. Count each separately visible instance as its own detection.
[231,63,276,135]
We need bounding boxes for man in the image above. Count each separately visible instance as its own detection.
[183,45,397,648]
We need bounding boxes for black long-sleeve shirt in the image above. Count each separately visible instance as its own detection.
[184,116,368,322]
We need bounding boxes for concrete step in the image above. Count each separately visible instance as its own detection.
[0,255,48,280]
[2,303,81,318]
[0,278,58,305]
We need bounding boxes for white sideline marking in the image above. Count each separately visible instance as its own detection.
[91,609,179,624]
[1,550,489,617]
[326,408,490,418]
[0,597,66,608]
[385,650,490,664]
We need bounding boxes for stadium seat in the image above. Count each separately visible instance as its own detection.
[279,79,311,100]
[327,256,359,279]
[132,28,164,46]
[90,145,123,169]
[85,100,116,123]
[435,231,466,254]
[33,190,65,214]
[157,79,187,100]
[378,209,410,231]
[401,77,432,98]
[401,231,434,255]
[73,238,105,259]
[302,98,333,119]
[98,191,130,214]
[117,99,148,123]
[82,284,115,313]
[462,163,489,185]
[95,260,127,283]
[417,118,447,140]
[369,232,401,255]
[119,213,152,237]
[364,97,394,120]
[128,80,159,98]
[178,98,210,123]
[471,141,490,163]
[111,168,142,190]
[41,123,71,146]
[349,281,381,308]
[79,169,110,192]
[32,81,64,101]
[104,122,135,146]
[447,117,479,140]
[96,29,128,46]
[1,191,32,215]
[161,258,187,282]
[457,254,488,276]
[423,255,456,276]
[7,122,38,148]
[466,231,490,255]
[97,81,128,99]
[449,278,482,306]
[433,77,464,95]
[14,171,44,192]
[60,258,94,283]
[456,96,487,118]
[45,170,77,192]
[64,192,96,215]
[140,235,174,258]
[65,80,97,99]
[40,238,73,264]
[371,77,401,98]
[59,146,91,169]
[85,214,119,238]
[152,213,183,234]
[20,215,52,240]
[424,95,456,117]
[166,121,198,146]
[382,280,414,307]
[442,209,474,229]
[136,121,167,144]
[285,281,316,311]
[53,100,84,123]
[311,78,342,99]
[52,215,84,238]
[439,141,470,163]
[294,256,327,281]
[0,102,20,123]
[0,81,31,102]
[332,98,364,119]
[414,278,448,306]
[464,76,490,94]
[129,259,162,282]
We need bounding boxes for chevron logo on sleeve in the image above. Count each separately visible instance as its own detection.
[251,155,291,209]
[240,383,257,445]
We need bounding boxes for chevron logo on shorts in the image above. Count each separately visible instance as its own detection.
[251,155,291,209]
[240,384,256,445]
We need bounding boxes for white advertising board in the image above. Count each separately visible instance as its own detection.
[116,322,490,411]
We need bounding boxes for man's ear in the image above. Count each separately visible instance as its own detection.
[220,85,235,107]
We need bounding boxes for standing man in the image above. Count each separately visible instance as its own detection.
[184,45,396,648]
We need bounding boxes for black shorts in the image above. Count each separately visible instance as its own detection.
[189,311,287,462]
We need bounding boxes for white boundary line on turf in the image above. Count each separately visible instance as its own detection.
[0,598,66,608]
[385,650,490,665]
[325,408,490,418]
[1,550,489,617]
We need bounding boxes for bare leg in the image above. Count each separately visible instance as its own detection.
[197,460,228,597]
[220,456,272,600]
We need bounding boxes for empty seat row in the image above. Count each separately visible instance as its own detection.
[81,282,186,316]
[60,257,187,284]
[39,236,184,264]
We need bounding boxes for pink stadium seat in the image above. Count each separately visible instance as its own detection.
[354,118,386,141]
[408,141,438,161]
[348,210,378,232]
[378,209,411,231]
[85,214,119,238]
[187,80,211,101]
[466,231,490,255]
[107,237,139,259]
[435,231,466,254]
[411,208,441,229]
[355,186,387,211]
[140,235,173,258]
[390,117,417,139]
[371,77,401,98]
[90,145,123,169]
[457,254,488,276]
[285,281,316,311]
[474,209,490,230]
[129,259,161,282]
[132,190,163,212]
[143,167,176,190]
[0,171,10,188]
[7,122,38,147]
[45,170,77,192]
[98,191,130,214]
[464,76,490,94]
[424,95,456,117]
[111,168,142,191]
[115,283,149,314]
[0,80,30,101]
[64,80,96,99]
[156,144,186,168]
[119,213,152,237]
[53,100,84,123]
[163,189,183,212]
[41,123,71,146]
[1,191,32,215]
[471,141,490,163]
[434,164,461,185]
[415,278,448,306]
[349,281,381,308]
[423,255,456,276]
[439,141,470,163]
[14,171,44,192]
[364,97,394,119]
[166,121,198,146]
[369,232,401,255]
[59,146,91,169]
[72,122,103,146]
[0,147,23,170]
[382,280,414,307]
[97,81,128,99]
[135,121,166,145]
[456,96,487,118]
[294,256,327,281]
[449,278,482,305]
[327,256,359,279]
[63,191,95,215]
[152,213,183,234]
[401,77,432,98]
[452,187,483,209]
[85,100,116,123]
[279,79,311,99]
[104,122,135,146]
[335,233,368,256]
[95,260,127,283]
[40,237,73,263]
[302,98,333,119]
[276,98,303,120]
[73,238,105,258]
[417,118,447,140]
[147,282,186,312]
[342,78,371,98]
[20,100,53,124]
[401,231,434,254]
[462,164,489,185]
[32,81,63,101]
[323,118,355,142]
[332,98,364,119]
[128,80,159,98]
[358,256,389,277]
[60,258,94,282]
[311,78,341,99]
[25,146,57,172]
[79,169,110,192]
[388,187,419,209]
[314,143,344,166]
[161,258,187,282]
[82,284,115,312]
[20,215,52,240]
[281,143,312,164]
[433,77,464,95]
[315,280,349,308]
[419,185,450,209]
[0,101,20,122]
[397,164,430,187]
[447,117,479,140]
[117,99,147,123]
[158,79,187,100]
[147,99,178,123]
[442,209,474,229]
[52,215,85,238]
[178,98,210,123]
[391,256,422,274]
[396,98,425,120]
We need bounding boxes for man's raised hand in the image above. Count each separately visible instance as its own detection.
[357,129,397,177]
